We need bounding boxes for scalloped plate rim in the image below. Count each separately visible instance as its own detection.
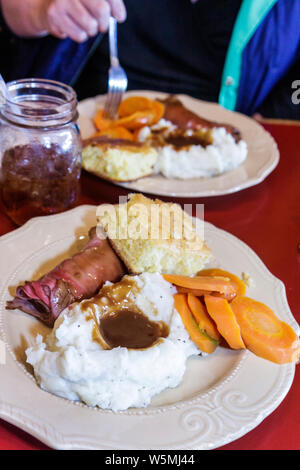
[78,91,280,198]
[0,205,297,450]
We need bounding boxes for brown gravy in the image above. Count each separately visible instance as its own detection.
[100,309,169,349]
[165,134,211,149]
[82,276,169,350]
[150,128,213,150]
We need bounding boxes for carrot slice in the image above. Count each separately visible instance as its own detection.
[118,96,153,117]
[174,294,218,354]
[118,97,165,125]
[93,108,155,132]
[93,109,114,131]
[187,294,220,341]
[198,268,246,298]
[92,126,134,140]
[151,100,165,124]
[176,287,212,296]
[176,286,236,301]
[231,296,300,364]
[132,128,142,142]
[204,295,246,350]
[116,110,156,130]
[163,274,236,298]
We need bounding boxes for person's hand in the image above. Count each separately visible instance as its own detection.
[41,0,127,41]
[0,0,127,41]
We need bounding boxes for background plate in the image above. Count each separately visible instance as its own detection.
[0,205,298,450]
[78,91,279,197]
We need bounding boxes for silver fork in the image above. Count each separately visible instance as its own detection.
[103,17,128,119]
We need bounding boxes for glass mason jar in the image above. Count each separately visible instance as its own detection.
[0,78,82,225]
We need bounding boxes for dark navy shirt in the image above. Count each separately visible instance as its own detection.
[75,0,242,103]
[0,0,298,119]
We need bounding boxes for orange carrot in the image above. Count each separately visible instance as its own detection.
[204,295,246,350]
[118,96,165,125]
[163,274,236,298]
[151,100,165,124]
[132,128,142,142]
[174,294,218,354]
[198,268,246,298]
[187,294,220,341]
[231,296,300,364]
[92,126,134,141]
[176,286,236,301]
[176,287,212,296]
[93,107,155,132]
[118,96,153,117]
[93,109,114,131]
[116,110,156,130]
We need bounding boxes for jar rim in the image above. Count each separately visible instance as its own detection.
[1,78,78,128]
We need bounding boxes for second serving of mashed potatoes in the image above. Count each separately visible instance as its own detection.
[138,119,248,179]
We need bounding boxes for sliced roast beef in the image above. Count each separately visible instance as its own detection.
[6,227,126,326]
[161,96,242,142]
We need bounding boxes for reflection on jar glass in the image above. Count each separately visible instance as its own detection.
[0,78,82,226]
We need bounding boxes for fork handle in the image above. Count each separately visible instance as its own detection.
[108,17,119,68]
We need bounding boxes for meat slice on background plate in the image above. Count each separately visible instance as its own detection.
[160,96,242,141]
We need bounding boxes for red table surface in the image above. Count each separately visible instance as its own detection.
[0,121,299,450]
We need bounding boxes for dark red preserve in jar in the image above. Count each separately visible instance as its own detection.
[0,79,82,225]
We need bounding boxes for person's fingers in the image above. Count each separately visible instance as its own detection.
[68,0,99,36]
[47,8,88,42]
[44,0,126,41]
[106,0,127,22]
[81,0,111,32]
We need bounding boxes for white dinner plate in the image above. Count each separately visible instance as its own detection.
[78,90,279,198]
[0,205,298,450]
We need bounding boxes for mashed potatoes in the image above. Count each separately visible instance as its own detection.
[138,120,248,179]
[26,273,199,411]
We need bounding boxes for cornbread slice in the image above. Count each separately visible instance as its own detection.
[97,193,213,276]
[82,136,158,182]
